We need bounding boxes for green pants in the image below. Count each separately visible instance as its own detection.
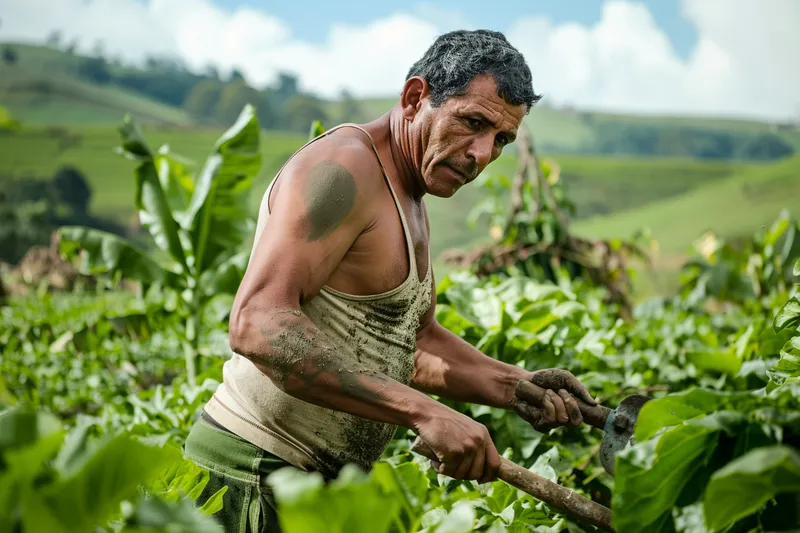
[184,412,296,533]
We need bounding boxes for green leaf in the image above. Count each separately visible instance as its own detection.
[308,119,326,140]
[794,258,800,277]
[634,389,750,441]
[0,423,65,533]
[198,485,228,515]
[435,501,476,533]
[198,251,249,299]
[126,495,224,533]
[119,115,189,273]
[268,464,399,533]
[182,104,261,275]
[704,445,800,531]
[0,406,63,452]
[0,105,21,131]
[687,348,742,376]
[613,412,747,533]
[155,147,196,216]
[768,336,800,385]
[774,298,800,333]
[58,226,177,288]
[28,434,180,532]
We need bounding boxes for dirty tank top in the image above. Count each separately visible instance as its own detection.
[203,124,433,479]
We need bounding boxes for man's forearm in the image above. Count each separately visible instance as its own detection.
[231,308,438,430]
[412,321,531,408]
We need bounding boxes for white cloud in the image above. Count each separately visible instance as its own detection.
[507,0,800,121]
[0,0,798,120]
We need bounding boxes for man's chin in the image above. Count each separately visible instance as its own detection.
[426,182,461,198]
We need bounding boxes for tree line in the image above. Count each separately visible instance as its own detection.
[0,167,125,265]
[20,34,367,133]
[73,54,368,132]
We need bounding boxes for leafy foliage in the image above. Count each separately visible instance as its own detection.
[0,404,225,533]
[57,106,261,384]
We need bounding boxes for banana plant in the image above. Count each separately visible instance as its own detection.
[58,105,262,385]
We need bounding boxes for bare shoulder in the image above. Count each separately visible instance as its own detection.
[269,128,386,218]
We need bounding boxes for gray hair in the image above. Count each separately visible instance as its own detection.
[405,29,541,112]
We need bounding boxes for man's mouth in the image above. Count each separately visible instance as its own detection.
[445,163,471,183]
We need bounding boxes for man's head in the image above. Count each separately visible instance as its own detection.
[400,30,540,198]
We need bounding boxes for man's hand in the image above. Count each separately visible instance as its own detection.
[414,403,501,484]
[509,369,596,432]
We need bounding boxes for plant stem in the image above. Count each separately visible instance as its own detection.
[184,305,201,386]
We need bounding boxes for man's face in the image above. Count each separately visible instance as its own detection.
[414,74,527,198]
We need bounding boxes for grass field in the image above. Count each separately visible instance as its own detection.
[573,155,800,255]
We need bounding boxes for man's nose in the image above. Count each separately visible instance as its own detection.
[466,133,495,171]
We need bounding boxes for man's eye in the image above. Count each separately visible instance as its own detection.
[496,135,508,147]
[466,118,483,129]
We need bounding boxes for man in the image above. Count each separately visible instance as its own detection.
[185,29,596,533]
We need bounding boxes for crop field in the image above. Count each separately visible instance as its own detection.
[2,106,799,533]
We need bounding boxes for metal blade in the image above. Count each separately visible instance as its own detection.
[599,394,652,476]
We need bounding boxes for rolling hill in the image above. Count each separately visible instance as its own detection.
[573,155,800,255]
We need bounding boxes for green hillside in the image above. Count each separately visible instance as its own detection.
[0,44,194,126]
[573,155,800,254]
[0,125,307,218]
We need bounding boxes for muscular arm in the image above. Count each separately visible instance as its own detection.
[412,273,531,408]
[411,203,594,428]
[228,139,438,431]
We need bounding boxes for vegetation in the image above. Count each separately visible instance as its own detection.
[2,107,799,532]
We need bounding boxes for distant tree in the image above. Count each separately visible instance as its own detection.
[275,72,299,104]
[204,64,220,81]
[183,79,223,119]
[740,133,794,160]
[338,88,366,124]
[65,39,78,54]
[77,57,111,84]
[215,81,272,126]
[283,94,329,133]
[229,68,246,83]
[2,46,17,65]
[92,40,105,59]
[45,30,62,48]
[52,166,92,217]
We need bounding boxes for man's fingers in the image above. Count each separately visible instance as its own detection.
[529,369,597,407]
[566,375,597,405]
[548,390,569,424]
[480,440,502,484]
[453,451,474,480]
[559,389,583,426]
[467,440,486,481]
[511,396,540,423]
[542,392,556,425]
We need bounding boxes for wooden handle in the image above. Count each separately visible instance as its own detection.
[411,438,615,532]
[515,380,612,430]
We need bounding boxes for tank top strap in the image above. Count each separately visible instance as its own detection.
[334,124,416,274]
[263,123,418,280]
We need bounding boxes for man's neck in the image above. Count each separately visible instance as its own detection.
[380,106,426,202]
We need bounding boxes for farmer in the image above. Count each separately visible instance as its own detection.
[185,29,596,533]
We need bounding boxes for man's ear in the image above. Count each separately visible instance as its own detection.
[400,76,429,121]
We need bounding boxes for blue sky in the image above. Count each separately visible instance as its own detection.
[3,0,798,120]
[217,0,698,58]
